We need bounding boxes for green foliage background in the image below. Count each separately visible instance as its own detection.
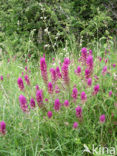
[0,0,117,58]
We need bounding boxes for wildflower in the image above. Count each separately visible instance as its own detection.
[87,55,93,73]
[25,66,27,71]
[64,58,70,65]
[99,57,102,62]
[17,77,24,91]
[40,57,48,85]
[45,98,48,102]
[100,114,105,123]
[56,66,62,78]
[102,66,107,75]
[81,91,87,102]
[0,75,3,81]
[75,106,82,118]
[75,66,81,75]
[36,90,43,107]
[50,68,57,82]
[72,87,78,100]
[24,75,30,85]
[48,82,53,94]
[89,49,92,55]
[85,68,90,79]
[19,95,28,112]
[35,85,39,91]
[0,121,6,135]
[113,64,116,68]
[87,78,92,86]
[30,98,36,108]
[64,100,69,107]
[55,85,60,93]
[47,111,52,118]
[109,91,112,96]
[93,84,100,95]
[105,59,108,64]
[54,99,61,111]
[81,47,87,63]
[62,62,69,86]
[73,122,78,129]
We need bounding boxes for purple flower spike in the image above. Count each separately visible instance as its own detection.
[0,121,6,135]
[54,99,61,111]
[47,111,52,118]
[19,95,28,112]
[73,122,78,129]
[64,100,69,107]
[30,98,36,108]
[17,77,24,91]
[100,114,105,123]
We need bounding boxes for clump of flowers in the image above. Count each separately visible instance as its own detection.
[85,68,90,79]
[0,75,3,81]
[17,77,24,91]
[40,57,48,86]
[19,95,28,112]
[36,90,43,107]
[56,66,62,79]
[54,99,61,111]
[0,121,6,135]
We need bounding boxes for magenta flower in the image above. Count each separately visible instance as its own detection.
[72,87,78,100]
[47,111,52,118]
[89,49,92,55]
[24,75,30,85]
[56,66,62,78]
[100,114,105,123]
[87,78,92,86]
[113,64,116,68]
[85,68,90,79]
[19,95,28,112]
[50,68,57,82]
[73,122,78,129]
[40,57,48,85]
[48,82,53,94]
[81,47,87,63]
[25,66,28,71]
[105,59,108,64]
[75,106,82,118]
[109,91,112,96]
[35,85,39,91]
[0,121,6,135]
[93,84,100,95]
[36,90,43,107]
[54,99,61,111]
[64,100,69,107]
[55,85,60,93]
[64,58,70,65]
[75,66,81,75]
[0,75,3,81]
[62,62,69,86]
[81,91,87,102]
[99,57,102,62]
[102,66,107,75]
[87,55,93,73]
[17,77,24,91]
[30,98,36,108]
